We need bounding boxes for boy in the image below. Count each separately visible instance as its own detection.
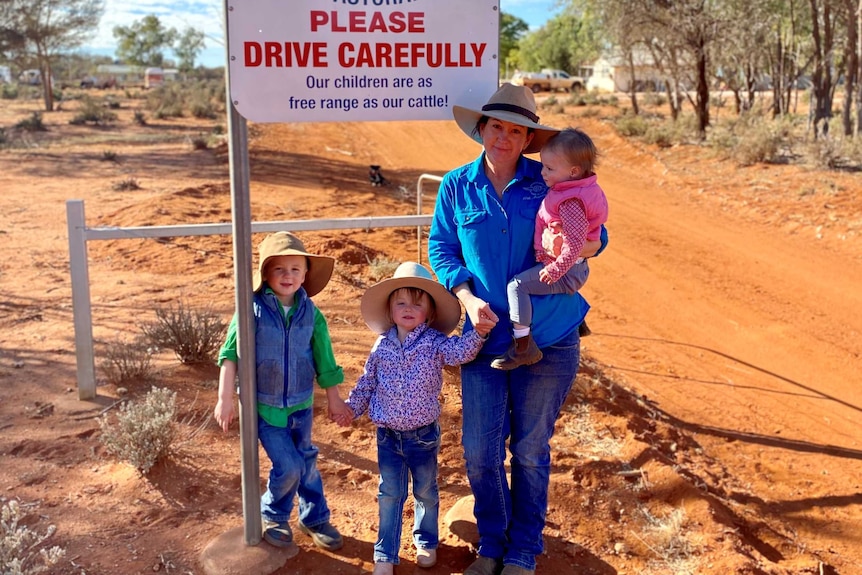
[213,231,352,550]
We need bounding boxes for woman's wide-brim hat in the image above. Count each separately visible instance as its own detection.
[453,83,559,154]
[361,262,462,335]
[253,231,335,297]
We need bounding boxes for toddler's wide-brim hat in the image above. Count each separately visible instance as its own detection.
[453,83,559,154]
[253,231,335,297]
[361,262,462,335]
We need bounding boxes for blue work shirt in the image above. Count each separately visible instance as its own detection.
[428,153,590,355]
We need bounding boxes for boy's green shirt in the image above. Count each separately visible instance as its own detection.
[218,288,344,427]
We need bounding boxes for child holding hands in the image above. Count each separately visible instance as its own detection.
[343,262,489,575]
[213,231,351,551]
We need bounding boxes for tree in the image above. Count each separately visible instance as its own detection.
[516,11,601,73]
[174,27,206,74]
[113,15,178,68]
[499,12,529,77]
[1,0,104,111]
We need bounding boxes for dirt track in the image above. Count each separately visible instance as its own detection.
[1,95,860,574]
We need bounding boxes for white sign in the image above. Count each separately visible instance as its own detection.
[227,0,500,123]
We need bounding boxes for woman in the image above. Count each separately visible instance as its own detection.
[428,84,605,575]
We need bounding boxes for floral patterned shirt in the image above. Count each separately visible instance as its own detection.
[346,323,485,431]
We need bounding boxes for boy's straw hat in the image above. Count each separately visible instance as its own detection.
[453,83,559,154]
[253,232,334,297]
[360,262,462,335]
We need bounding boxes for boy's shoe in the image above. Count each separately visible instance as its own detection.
[416,547,437,568]
[262,519,293,548]
[491,335,543,370]
[500,566,534,575]
[578,320,592,337]
[372,562,394,575]
[465,556,503,575]
[298,520,344,551]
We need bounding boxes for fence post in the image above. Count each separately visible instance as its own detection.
[66,200,97,400]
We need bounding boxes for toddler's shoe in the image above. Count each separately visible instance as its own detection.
[416,547,437,568]
[491,335,543,370]
[298,520,344,551]
[372,562,394,575]
[262,519,293,548]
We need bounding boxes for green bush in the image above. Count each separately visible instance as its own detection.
[0,500,65,575]
[140,301,227,364]
[99,386,177,475]
[69,96,117,125]
[614,114,650,137]
[1,84,18,99]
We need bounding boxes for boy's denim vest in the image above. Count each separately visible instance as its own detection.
[253,287,316,409]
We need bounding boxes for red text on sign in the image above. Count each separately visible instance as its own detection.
[309,11,425,33]
[245,42,328,67]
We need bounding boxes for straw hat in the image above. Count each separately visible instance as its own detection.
[253,232,334,297]
[360,262,462,335]
[453,83,559,154]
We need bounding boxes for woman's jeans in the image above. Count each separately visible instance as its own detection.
[258,407,331,528]
[374,422,441,564]
[461,329,580,570]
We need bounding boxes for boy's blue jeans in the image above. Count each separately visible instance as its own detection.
[374,422,441,564]
[258,407,331,528]
[461,329,580,570]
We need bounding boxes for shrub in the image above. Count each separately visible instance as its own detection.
[101,150,118,162]
[132,110,147,126]
[111,177,141,191]
[0,500,65,575]
[99,336,155,384]
[366,255,400,282]
[614,114,649,137]
[1,84,18,99]
[69,96,117,125]
[14,113,46,132]
[189,134,209,150]
[99,386,177,475]
[140,301,227,364]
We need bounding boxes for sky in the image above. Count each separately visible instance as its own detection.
[83,0,561,69]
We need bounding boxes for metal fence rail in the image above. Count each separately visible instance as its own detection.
[66,173,442,399]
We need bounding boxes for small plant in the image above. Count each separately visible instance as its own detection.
[190,134,209,150]
[99,386,177,475]
[1,84,18,99]
[637,507,700,573]
[132,110,147,126]
[366,255,400,282]
[99,336,155,384]
[101,150,118,162]
[69,96,117,125]
[0,499,65,575]
[14,112,46,132]
[212,124,225,135]
[614,114,650,137]
[140,301,227,364]
[112,177,141,191]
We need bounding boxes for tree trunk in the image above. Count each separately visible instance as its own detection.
[627,50,640,116]
[808,0,836,138]
[841,0,859,136]
[694,36,710,137]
